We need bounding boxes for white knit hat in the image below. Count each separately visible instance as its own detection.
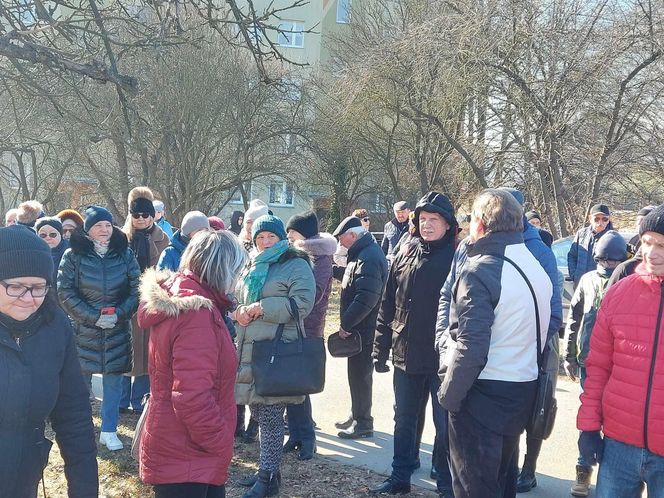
[244,199,269,222]
[181,211,210,237]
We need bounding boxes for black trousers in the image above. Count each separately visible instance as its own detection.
[449,410,519,498]
[347,335,374,429]
[153,483,225,498]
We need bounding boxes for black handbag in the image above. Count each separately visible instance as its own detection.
[494,254,557,440]
[251,298,326,397]
[327,331,363,358]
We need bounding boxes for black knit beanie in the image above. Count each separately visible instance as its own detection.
[286,211,319,239]
[129,197,156,218]
[35,216,63,236]
[84,205,114,232]
[0,225,53,283]
[639,205,664,237]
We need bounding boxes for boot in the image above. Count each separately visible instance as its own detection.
[570,465,592,497]
[242,469,280,498]
[298,440,316,461]
[516,466,537,493]
[243,418,259,443]
[235,408,246,438]
[238,471,281,487]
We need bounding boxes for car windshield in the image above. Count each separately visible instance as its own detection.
[552,238,572,268]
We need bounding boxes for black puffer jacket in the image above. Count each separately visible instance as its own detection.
[57,227,141,374]
[0,300,98,497]
[374,194,457,374]
[339,232,388,343]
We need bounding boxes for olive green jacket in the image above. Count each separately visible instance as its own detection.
[235,248,316,406]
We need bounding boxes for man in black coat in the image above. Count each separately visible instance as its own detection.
[567,204,614,287]
[370,192,457,497]
[333,216,388,439]
[381,201,411,260]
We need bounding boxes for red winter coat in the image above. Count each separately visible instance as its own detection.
[136,268,237,485]
[577,264,664,456]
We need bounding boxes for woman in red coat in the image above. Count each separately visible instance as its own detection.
[137,230,247,498]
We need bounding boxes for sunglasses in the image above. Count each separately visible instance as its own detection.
[362,217,370,222]
[132,213,151,219]
[39,232,60,239]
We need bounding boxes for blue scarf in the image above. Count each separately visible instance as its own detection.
[242,240,289,304]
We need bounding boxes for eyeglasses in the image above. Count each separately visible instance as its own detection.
[39,232,60,239]
[0,281,50,298]
[362,217,370,222]
[132,213,151,219]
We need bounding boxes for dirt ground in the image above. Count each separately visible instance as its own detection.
[43,403,437,498]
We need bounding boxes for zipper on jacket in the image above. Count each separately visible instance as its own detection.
[643,281,664,451]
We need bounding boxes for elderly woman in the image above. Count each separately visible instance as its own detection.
[137,230,247,498]
[235,215,316,498]
[58,205,141,451]
[35,216,69,284]
[0,225,98,497]
[122,193,169,413]
[284,211,336,460]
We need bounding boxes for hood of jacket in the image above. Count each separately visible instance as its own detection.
[69,225,128,255]
[293,232,337,257]
[413,191,457,239]
[138,268,232,329]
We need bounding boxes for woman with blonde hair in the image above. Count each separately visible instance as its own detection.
[138,230,247,498]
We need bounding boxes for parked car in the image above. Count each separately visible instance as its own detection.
[551,231,636,331]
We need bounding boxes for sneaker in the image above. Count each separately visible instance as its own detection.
[570,465,592,497]
[99,431,123,451]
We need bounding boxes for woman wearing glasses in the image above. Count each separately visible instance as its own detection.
[122,192,169,415]
[58,205,141,451]
[35,217,69,284]
[0,225,98,497]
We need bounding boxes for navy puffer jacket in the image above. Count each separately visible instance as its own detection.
[57,227,141,374]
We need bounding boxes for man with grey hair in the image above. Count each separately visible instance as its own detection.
[438,189,552,498]
[332,216,388,439]
[4,208,18,226]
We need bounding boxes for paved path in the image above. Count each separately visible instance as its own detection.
[311,351,594,497]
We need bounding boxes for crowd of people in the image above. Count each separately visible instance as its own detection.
[1,188,664,498]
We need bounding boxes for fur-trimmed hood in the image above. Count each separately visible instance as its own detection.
[138,268,231,330]
[69,225,128,255]
[293,232,337,257]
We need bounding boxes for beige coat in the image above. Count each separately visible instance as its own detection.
[128,224,169,376]
[235,248,316,406]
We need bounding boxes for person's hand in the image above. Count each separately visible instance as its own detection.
[578,431,604,465]
[338,328,351,339]
[374,361,390,373]
[235,306,252,327]
[565,359,579,381]
[245,302,263,320]
[95,314,117,329]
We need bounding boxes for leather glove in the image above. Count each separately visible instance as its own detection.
[578,431,604,465]
[565,359,579,381]
[374,361,390,373]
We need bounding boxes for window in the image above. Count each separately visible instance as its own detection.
[268,180,294,206]
[230,182,252,204]
[337,0,351,23]
[277,21,304,48]
[247,23,263,45]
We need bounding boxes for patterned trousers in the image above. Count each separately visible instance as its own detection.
[257,403,286,471]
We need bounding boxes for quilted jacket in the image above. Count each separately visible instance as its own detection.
[137,269,237,485]
[577,264,664,456]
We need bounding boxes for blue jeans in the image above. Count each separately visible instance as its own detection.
[120,375,150,411]
[597,437,664,498]
[392,369,453,493]
[100,374,124,432]
[577,367,591,467]
[286,395,315,444]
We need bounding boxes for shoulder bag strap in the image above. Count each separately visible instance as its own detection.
[490,253,542,368]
